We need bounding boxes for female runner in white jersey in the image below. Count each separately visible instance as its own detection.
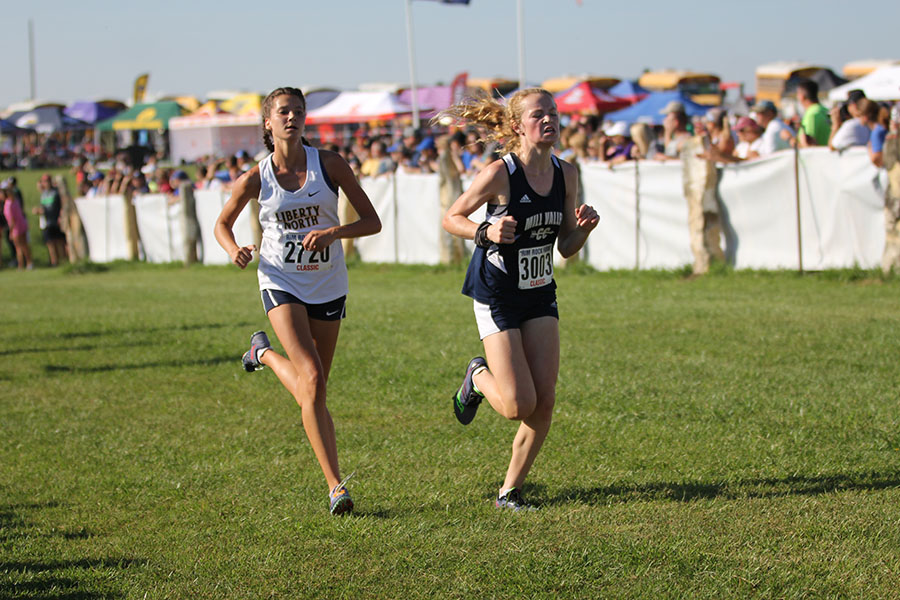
[215,87,381,515]
[441,89,599,510]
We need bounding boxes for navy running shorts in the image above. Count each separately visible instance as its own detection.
[261,289,346,321]
[473,298,558,340]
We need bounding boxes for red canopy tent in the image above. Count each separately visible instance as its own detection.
[554,82,631,115]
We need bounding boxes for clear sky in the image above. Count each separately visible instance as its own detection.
[2,0,898,109]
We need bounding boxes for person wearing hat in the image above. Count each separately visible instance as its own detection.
[829,89,871,151]
[657,100,691,161]
[415,136,440,173]
[732,116,764,160]
[602,121,634,166]
[752,100,794,156]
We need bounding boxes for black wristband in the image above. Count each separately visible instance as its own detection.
[474,221,492,248]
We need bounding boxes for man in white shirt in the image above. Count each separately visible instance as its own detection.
[751,100,794,156]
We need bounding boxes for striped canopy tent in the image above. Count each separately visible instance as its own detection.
[6,107,89,134]
[0,118,29,134]
[96,101,184,131]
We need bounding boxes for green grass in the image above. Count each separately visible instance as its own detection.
[2,263,900,598]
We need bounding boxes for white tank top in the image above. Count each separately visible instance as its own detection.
[256,147,348,303]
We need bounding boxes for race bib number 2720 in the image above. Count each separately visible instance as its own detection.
[282,233,333,273]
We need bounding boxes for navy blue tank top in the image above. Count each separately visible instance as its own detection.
[462,153,566,306]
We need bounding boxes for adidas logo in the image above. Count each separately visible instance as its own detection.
[520,194,531,203]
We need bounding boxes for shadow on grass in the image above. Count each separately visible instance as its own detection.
[0,340,167,358]
[0,502,145,600]
[42,354,237,374]
[544,470,900,506]
[5,319,256,343]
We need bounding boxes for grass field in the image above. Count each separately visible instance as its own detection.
[2,261,900,598]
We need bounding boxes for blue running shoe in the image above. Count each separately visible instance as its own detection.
[453,357,486,425]
[329,473,354,516]
[242,331,270,372]
[495,487,535,511]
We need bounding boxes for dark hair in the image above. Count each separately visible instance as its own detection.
[261,87,306,152]
[847,89,866,105]
[796,79,819,102]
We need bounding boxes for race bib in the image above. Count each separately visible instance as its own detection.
[518,244,553,289]
[282,233,334,273]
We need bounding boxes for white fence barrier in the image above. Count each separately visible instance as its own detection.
[73,194,131,263]
[74,147,886,270]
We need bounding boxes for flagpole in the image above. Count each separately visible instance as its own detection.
[516,0,525,89]
[404,0,421,128]
[28,19,36,100]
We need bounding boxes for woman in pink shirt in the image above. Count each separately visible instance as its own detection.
[2,185,33,270]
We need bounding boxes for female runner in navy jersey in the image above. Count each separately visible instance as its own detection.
[441,89,599,510]
[215,87,381,515]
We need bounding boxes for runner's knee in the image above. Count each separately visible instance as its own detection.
[502,389,536,420]
[293,367,326,406]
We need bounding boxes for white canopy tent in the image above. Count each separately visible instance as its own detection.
[829,65,900,102]
[168,113,265,163]
[305,91,413,124]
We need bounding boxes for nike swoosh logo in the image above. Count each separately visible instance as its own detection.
[326,309,340,317]
[309,190,320,197]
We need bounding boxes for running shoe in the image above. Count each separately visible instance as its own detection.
[495,487,535,511]
[329,474,354,516]
[453,357,487,425]
[241,330,271,372]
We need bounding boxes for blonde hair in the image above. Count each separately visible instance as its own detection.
[436,88,554,155]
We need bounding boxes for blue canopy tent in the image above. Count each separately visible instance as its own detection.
[64,100,126,124]
[607,80,649,101]
[0,118,28,134]
[305,90,342,112]
[604,91,709,125]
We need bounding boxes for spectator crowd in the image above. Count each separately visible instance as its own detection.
[3,78,899,273]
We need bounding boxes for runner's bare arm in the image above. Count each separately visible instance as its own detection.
[442,160,515,243]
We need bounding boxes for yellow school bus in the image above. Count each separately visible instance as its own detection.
[755,62,829,106]
[467,78,520,97]
[638,70,721,105]
[842,59,900,80]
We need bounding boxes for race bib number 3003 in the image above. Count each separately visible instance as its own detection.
[282,233,334,273]
[518,244,553,289]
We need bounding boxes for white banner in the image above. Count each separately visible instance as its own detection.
[74,194,131,263]
[133,194,184,263]
[582,147,884,271]
[75,148,887,270]
[356,176,397,263]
